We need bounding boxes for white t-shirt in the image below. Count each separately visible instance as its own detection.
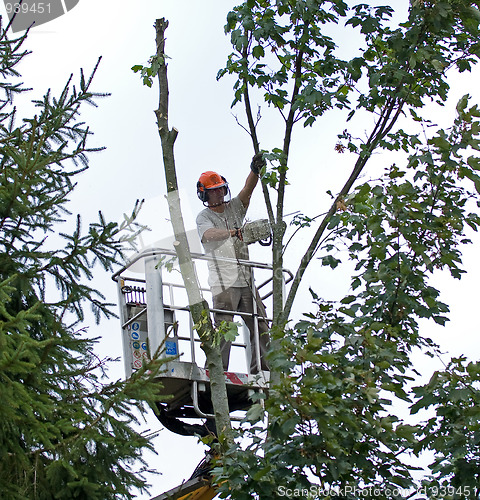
[196,197,251,294]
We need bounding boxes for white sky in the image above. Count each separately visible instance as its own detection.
[8,1,480,498]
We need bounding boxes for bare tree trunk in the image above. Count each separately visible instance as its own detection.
[154,18,232,444]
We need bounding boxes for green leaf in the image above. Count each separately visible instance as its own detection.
[222,321,240,342]
[245,403,264,423]
[411,393,437,414]
[456,94,469,114]
[321,255,341,268]
[467,156,480,170]
[252,45,265,59]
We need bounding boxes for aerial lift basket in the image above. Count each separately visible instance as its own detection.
[112,248,292,422]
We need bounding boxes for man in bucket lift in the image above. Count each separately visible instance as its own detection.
[196,153,269,374]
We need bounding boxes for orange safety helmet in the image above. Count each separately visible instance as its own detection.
[197,171,229,203]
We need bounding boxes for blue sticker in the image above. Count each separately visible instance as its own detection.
[165,341,177,356]
[131,331,140,340]
[141,342,147,351]
[132,322,140,331]
[132,341,140,350]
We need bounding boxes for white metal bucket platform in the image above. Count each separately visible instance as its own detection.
[112,248,290,426]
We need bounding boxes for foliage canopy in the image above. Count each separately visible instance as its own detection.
[210,0,480,498]
[0,19,164,500]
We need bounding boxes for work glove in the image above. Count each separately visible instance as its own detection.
[250,152,266,175]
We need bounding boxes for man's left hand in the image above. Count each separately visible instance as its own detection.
[250,152,266,175]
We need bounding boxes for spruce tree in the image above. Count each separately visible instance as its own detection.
[0,19,162,500]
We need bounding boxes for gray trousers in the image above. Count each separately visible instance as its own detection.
[212,286,269,374]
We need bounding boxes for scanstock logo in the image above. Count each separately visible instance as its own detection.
[4,0,80,33]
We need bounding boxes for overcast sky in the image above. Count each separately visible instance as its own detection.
[9,1,480,497]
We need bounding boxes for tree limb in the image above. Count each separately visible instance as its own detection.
[281,97,406,321]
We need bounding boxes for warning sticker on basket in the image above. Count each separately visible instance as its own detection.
[133,359,142,369]
[205,370,248,385]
